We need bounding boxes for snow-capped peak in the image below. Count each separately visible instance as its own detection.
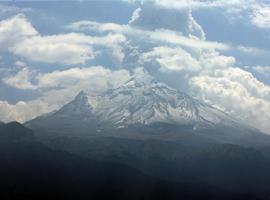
[51,70,242,129]
[93,74,203,126]
[56,90,93,116]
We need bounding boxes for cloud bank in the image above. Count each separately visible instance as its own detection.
[0,14,127,65]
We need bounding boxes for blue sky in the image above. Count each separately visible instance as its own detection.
[0,0,270,133]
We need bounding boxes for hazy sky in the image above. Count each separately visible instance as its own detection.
[0,0,270,133]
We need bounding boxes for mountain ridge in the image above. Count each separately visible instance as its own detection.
[25,71,270,147]
[2,122,269,200]
[52,71,254,131]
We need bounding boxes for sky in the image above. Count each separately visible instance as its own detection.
[0,0,270,134]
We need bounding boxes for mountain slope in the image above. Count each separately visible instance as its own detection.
[26,71,270,146]
[3,122,241,200]
[4,122,268,200]
[0,121,34,144]
[48,72,245,128]
[22,72,270,198]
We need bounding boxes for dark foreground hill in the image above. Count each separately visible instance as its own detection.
[0,122,260,200]
[1,122,270,200]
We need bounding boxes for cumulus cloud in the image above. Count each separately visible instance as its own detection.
[0,100,52,123]
[190,68,270,133]
[3,67,37,90]
[139,46,201,72]
[4,66,131,91]
[0,14,127,65]
[251,4,270,29]
[1,66,131,123]
[139,46,235,74]
[199,51,236,73]
[11,34,95,65]
[0,14,37,49]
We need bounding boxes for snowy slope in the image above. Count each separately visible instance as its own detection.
[26,70,270,147]
[54,71,244,130]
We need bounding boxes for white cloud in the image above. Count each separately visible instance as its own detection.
[3,66,131,91]
[129,8,142,24]
[1,66,132,123]
[187,9,206,40]
[3,67,37,90]
[237,45,270,55]
[251,4,270,29]
[0,14,37,50]
[199,51,236,73]
[0,14,127,65]
[125,0,252,10]
[0,100,52,123]
[11,34,95,65]
[126,0,270,30]
[66,20,127,32]
[139,46,201,72]
[150,29,228,50]
[67,20,229,51]
[37,66,111,89]
[67,4,215,51]
[253,66,270,75]
[14,61,27,68]
[190,68,270,133]
[128,3,206,40]
[0,4,32,14]
[139,47,235,73]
